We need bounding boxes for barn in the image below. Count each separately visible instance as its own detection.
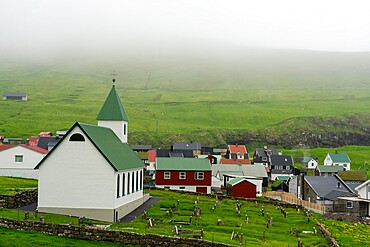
[226,177,257,198]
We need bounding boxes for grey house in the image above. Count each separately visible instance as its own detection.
[3,92,28,101]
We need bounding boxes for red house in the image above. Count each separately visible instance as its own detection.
[155,157,212,194]
[227,177,257,198]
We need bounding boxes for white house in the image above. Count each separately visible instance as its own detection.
[301,156,318,170]
[0,144,48,179]
[324,152,351,171]
[36,85,147,222]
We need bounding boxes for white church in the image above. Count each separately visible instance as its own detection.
[36,84,148,222]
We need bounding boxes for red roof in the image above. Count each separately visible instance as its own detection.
[28,136,39,146]
[0,145,14,151]
[148,149,156,162]
[39,132,52,137]
[228,145,247,154]
[19,144,49,154]
[220,159,251,165]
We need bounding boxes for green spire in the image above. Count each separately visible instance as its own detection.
[97,85,129,121]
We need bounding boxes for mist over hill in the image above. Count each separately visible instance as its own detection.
[1,45,370,148]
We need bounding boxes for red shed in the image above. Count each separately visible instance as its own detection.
[227,177,256,198]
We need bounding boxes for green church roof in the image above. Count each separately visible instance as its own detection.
[97,85,128,121]
[36,122,143,171]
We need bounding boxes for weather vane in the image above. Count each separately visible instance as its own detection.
[110,71,118,85]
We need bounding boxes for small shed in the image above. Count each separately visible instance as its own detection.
[3,92,28,101]
[226,177,256,198]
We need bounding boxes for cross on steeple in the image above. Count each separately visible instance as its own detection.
[110,71,118,85]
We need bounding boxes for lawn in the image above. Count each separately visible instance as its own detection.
[0,176,38,195]
[0,227,138,247]
[111,189,328,247]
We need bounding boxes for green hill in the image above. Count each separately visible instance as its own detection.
[1,47,370,147]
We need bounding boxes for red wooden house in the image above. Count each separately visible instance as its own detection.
[227,177,257,198]
[155,157,212,194]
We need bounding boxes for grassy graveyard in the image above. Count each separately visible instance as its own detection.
[111,189,329,246]
[0,176,38,195]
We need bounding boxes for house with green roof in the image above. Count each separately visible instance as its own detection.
[36,84,146,222]
[301,156,318,170]
[155,157,212,194]
[226,177,257,198]
[315,165,345,176]
[324,152,351,171]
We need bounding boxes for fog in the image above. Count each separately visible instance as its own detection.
[1,0,370,63]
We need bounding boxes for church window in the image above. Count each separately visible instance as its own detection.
[132,172,135,193]
[116,174,120,198]
[136,171,139,191]
[127,173,130,194]
[69,133,85,142]
[122,173,126,196]
[124,124,126,135]
[140,170,143,190]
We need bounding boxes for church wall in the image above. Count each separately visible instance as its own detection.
[38,126,115,210]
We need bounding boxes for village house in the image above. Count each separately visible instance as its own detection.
[253,146,279,167]
[315,165,345,176]
[212,163,268,196]
[35,84,147,222]
[0,144,48,179]
[269,155,294,181]
[301,156,318,170]
[154,157,212,194]
[3,92,28,101]
[172,142,202,157]
[226,144,249,160]
[302,175,355,211]
[324,151,351,171]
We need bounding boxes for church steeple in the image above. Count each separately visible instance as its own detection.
[97,83,129,143]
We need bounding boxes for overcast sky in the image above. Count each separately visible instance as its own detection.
[1,0,370,61]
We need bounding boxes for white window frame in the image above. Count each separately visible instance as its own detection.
[262,157,267,161]
[179,172,186,180]
[195,172,204,180]
[164,171,171,179]
[15,155,23,163]
[346,201,353,209]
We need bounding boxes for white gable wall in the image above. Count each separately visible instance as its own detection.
[307,159,318,169]
[38,127,115,209]
[0,146,45,178]
[324,154,350,170]
[98,120,128,143]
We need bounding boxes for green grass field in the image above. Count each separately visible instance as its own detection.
[111,189,328,247]
[0,227,137,247]
[1,56,370,147]
[0,176,38,195]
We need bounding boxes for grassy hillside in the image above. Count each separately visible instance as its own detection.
[1,48,370,147]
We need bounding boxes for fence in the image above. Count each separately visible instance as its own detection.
[264,191,326,214]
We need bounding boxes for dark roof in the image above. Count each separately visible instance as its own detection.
[324,190,353,200]
[96,85,128,121]
[37,136,61,150]
[156,149,194,158]
[271,169,293,175]
[270,155,293,166]
[3,92,27,97]
[130,145,153,151]
[255,147,279,157]
[304,175,354,199]
[173,142,201,151]
[36,122,143,171]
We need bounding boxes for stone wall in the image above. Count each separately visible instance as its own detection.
[316,222,339,247]
[0,218,232,247]
[0,188,38,209]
